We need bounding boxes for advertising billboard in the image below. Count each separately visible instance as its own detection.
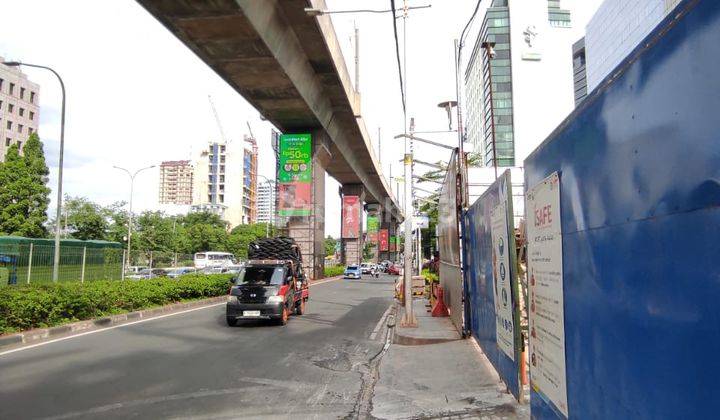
[278,133,312,216]
[379,229,389,251]
[342,195,361,238]
[367,216,379,242]
[389,236,397,252]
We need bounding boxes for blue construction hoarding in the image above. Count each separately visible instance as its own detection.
[524,0,720,418]
[462,170,523,401]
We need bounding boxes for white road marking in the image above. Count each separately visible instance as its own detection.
[0,276,343,357]
[369,304,393,340]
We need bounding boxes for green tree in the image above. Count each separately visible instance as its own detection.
[177,212,229,254]
[104,201,129,244]
[0,133,50,237]
[62,196,108,240]
[135,211,175,252]
[227,223,273,259]
[325,236,337,257]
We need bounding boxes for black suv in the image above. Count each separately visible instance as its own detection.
[226,261,307,326]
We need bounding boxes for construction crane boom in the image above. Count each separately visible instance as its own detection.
[208,95,228,144]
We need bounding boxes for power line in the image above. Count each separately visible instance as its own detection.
[390,0,406,114]
[458,0,484,64]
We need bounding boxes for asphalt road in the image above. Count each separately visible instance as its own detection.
[0,274,397,419]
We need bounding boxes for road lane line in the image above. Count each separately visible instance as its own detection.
[0,302,227,357]
[369,304,393,340]
[0,274,345,357]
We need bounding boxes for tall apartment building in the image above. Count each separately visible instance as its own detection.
[257,180,276,224]
[585,0,681,92]
[242,136,258,224]
[572,37,588,106]
[0,58,40,161]
[158,160,193,205]
[191,139,258,228]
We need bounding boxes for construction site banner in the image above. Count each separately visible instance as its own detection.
[341,195,361,238]
[278,133,312,216]
[462,170,523,401]
[438,149,463,334]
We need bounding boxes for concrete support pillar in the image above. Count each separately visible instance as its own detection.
[286,130,331,280]
[340,184,365,267]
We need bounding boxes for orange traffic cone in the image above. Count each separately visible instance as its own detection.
[431,285,449,317]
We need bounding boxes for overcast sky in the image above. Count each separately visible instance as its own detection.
[0,0,602,238]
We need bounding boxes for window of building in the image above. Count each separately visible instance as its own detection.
[28,127,33,134]
[6,120,12,130]
[220,165,225,172]
[18,124,23,133]
[29,111,34,121]
[30,91,35,103]
[208,195,212,202]
[5,138,10,147]
[19,108,24,117]
[548,0,572,27]
[17,141,22,150]
[0,100,3,110]
[219,195,224,203]
[8,103,13,113]
[220,175,225,183]
[20,87,25,99]
[9,83,14,95]
[0,78,3,90]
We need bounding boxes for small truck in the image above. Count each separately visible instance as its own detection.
[226,237,309,326]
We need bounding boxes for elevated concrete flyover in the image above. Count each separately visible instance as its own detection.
[137,0,402,276]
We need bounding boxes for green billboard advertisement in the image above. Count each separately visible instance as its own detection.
[367,216,379,233]
[278,133,312,216]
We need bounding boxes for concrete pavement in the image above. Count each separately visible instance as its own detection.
[370,298,530,419]
[0,275,395,419]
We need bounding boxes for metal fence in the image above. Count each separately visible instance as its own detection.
[0,243,124,284]
[0,244,196,285]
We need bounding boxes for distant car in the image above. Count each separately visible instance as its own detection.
[128,268,167,280]
[360,263,373,274]
[386,264,400,276]
[344,265,361,279]
[126,266,148,275]
[166,267,196,278]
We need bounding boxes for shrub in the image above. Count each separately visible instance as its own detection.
[0,274,232,335]
[422,269,439,284]
[324,265,345,277]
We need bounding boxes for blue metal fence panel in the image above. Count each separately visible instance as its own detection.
[462,171,521,400]
[524,0,720,418]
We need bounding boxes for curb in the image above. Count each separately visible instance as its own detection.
[0,295,228,352]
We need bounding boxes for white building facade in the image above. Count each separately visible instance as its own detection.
[192,140,256,229]
[256,180,276,224]
[0,58,40,160]
[585,0,682,92]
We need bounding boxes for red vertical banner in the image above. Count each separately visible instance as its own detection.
[379,229,389,251]
[342,195,360,238]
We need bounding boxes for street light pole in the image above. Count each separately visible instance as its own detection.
[257,174,276,238]
[113,165,155,270]
[4,61,66,282]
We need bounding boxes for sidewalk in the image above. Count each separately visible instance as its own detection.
[371,298,529,419]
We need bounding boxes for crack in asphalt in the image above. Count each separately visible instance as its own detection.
[345,305,396,420]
